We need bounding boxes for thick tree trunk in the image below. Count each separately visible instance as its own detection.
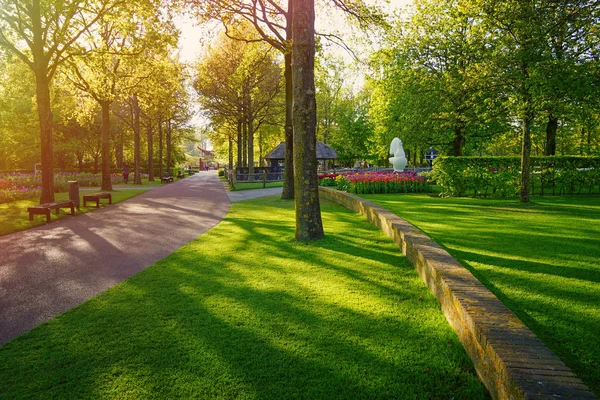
[34,70,55,203]
[132,95,142,184]
[158,119,163,178]
[166,119,172,176]
[31,0,54,204]
[545,114,558,156]
[452,120,465,156]
[282,50,295,199]
[520,114,533,203]
[147,118,154,181]
[100,100,113,191]
[292,0,324,241]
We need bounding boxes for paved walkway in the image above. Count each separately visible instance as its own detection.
[0,172,230,345]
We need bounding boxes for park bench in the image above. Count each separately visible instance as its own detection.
[161,175,173,183]
[177,172,185,179]
[83,192,113,208]
[27,200,75,223]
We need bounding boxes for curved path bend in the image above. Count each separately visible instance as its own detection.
[0,171,230,345]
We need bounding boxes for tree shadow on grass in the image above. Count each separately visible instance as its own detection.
[0,197,488,399]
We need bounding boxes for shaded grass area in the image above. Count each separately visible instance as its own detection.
[232,181,284,191]
[364,194,600,395]
[0,196,487,399]
[0,190,146,236]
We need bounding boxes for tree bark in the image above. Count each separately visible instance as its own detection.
[147,117,154,181]
[166,119,172,176]
[451,120,465,156]
[544,114,558,156]
[520,113,533,203]
[292,0,324,241]
[282,50,295,199]
[248,115,254,181]
[237,119,242,168]
[100,100,113,191]
[228,133,233,169]
[242,120,247,168]
[32,0,54,204]
[158,118,163,178]
[132,95,142,184]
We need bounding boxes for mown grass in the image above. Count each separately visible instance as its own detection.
[0,196,487,399]
[0,190,146,236]
[364,193,600,395]
[232,181,284,191]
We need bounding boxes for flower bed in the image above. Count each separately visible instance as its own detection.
[328,171,431,194]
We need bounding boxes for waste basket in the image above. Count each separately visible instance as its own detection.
[68,181,80,209]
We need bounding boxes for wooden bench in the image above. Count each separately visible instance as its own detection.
[28,200,75,223]
[176,172,185,179]
[161,176,173,183]
[83,192,113,208]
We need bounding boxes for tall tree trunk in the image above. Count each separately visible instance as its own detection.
[545,114,558,156]
[248,116,254,181]
[452,120,465,156]
[158,118,163,178]
[242,120,247,167]
[167,119,172,176]
[237,119,242,168]
[31,0,54,203]
[132,95,142,184]
[147,117,154,181]
[228,133,233,169]
[34,69,55,203]
[292,0,324,241]
[282,48,295,199]
[100,100,113,191]
[520,113,533,203]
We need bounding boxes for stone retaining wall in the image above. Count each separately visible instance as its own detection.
[319,187,596,400]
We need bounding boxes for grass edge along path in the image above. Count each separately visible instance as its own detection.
[0,195,488,399]
[0,190,148,236]
[364,193,600,396]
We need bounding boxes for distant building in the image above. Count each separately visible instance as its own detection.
[198,147,217,170]
[264,142,338,169]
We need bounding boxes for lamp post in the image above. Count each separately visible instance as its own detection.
[425,147,438,168]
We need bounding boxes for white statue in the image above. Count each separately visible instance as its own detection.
[389,137,407,172]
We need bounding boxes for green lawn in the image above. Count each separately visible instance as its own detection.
[232,181,284,191]
[0,196,487,399]
[364,193,600,395]
[0,190,147,236]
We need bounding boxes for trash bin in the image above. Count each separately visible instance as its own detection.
[68,181,80,209]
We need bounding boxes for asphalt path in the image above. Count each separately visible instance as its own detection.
[0,171,230,345]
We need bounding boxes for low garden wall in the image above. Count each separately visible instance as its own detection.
[319,187,596,400]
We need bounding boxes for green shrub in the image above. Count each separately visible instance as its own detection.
[432,156,600,197]
[218,168,225,177]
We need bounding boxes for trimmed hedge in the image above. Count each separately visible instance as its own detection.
[432,156,600,197]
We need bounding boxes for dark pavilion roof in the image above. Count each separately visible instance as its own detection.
[264,142,338,160]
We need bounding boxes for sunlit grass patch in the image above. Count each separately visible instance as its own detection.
[0,195,487,399]
[0,190,147,236]
[365,193,600,395]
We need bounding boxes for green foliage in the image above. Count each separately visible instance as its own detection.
[432,156,600,197]
[217,168,224,177]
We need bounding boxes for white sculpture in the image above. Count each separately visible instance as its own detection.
[389,137,407,172]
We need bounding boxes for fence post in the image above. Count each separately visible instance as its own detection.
[263,170,267,188]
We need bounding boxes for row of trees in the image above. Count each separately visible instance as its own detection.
[0,0,193,202]
[369,0,600,201]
